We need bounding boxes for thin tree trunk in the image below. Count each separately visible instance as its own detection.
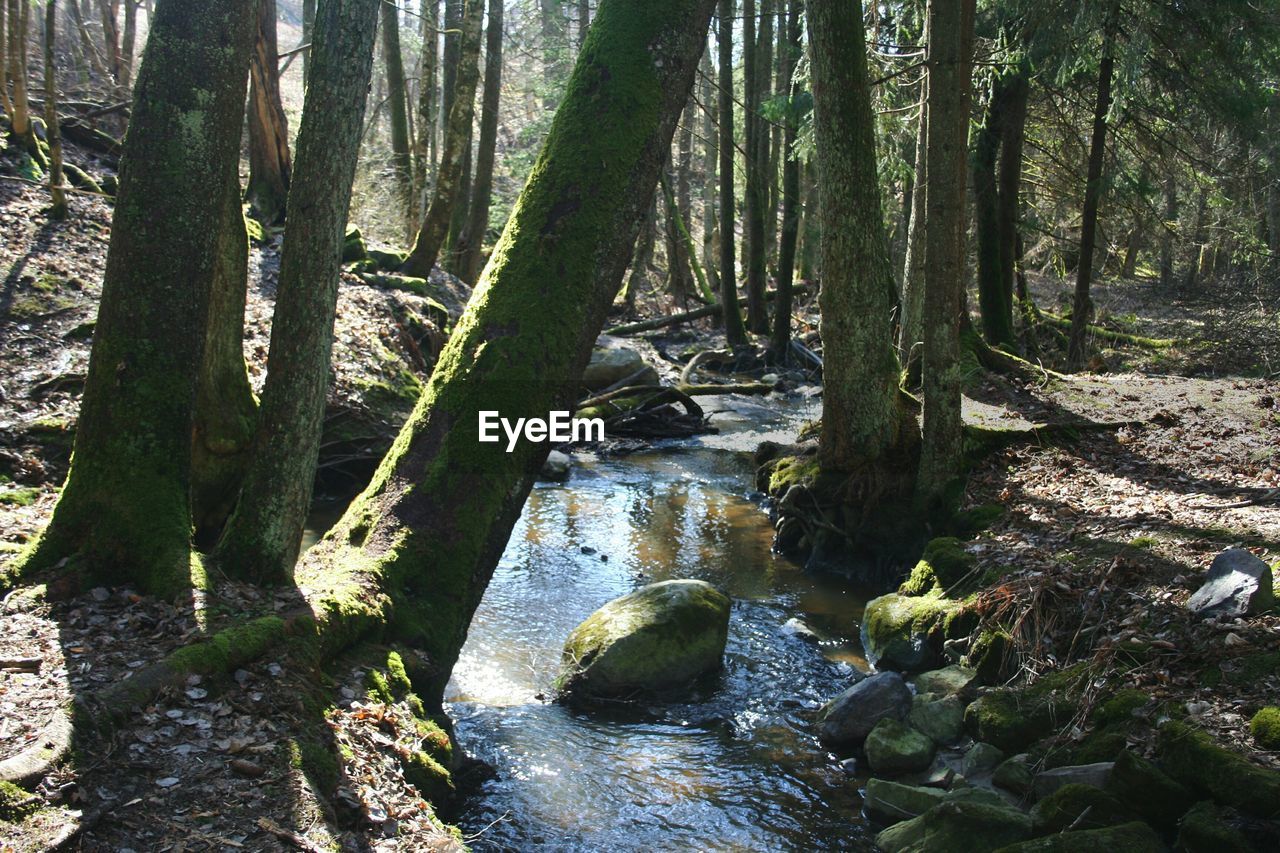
[412,0,439,230]
[400,0,483,279]
[96,0,120,83]
[700,47,719,296]
[457,0,503,284]
[1067,0,1119,370]
[7,0,40,158]
[44,0,67,219]
[0,0,10,118]
[1159,174,1177,287]
[119,0,135,88]
[741,0,767,333]
[381,0,414,237]
[898,44,928,363]
[768,0,800,362]
[246,0,293,225]
[663,157,693,305]
[539,0,565,111]
[66,0,102,78]
[577,0,588,49]
[302,0,314,81]
[915,0,975,515]
[974,71,1014,347]
[294,0,717,706]
[717,0,747,345]
[214,0,381,584]
[16,0,256,595]
[997,68,1028,310]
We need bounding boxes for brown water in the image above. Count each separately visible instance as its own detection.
[446,398,880,851]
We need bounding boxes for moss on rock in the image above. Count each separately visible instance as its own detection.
[862,591,976,672]
[1030,783,1135,834]
[993,821,1164,852]
[1105,748,1194,830]
[1249,706,1280,749]
[0,780,39,822]
[1157,721,1280,818]
[1174,801,1257,852]
[876,800,1033,853]
[865,718,937,774]
[964,666,1085,753]
[898,537,976,597]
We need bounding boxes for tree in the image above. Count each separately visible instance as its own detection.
[456,0,503,284]
[401,0,484,278]
[214,0,382,584]
[120,0,136,88]
[412,0,440,228]
[302,0,315,81]
[246,0,293,225]
[897,15,928,365]
[741,0,768,333]
[6,0,40,160]
[14,0,257,595]
[717,0,747,346]
[915,0,975,516]
[973,66,1025,348]
[295,0,717,706]
[44,0,68,220]
[381,0,414,236]
[808,0,911,471]
[768,0,800,361]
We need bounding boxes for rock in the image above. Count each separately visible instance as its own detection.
[557,580,730,701]
[861,592,976,672]
[1157,720,1280,818]
[898,537,976,597]
[366,247,408,271]
[1186,548,1274,618]
[1031,762,1115,800]
[993,754,1035,795]
[539,450,572,482]
[876,800,1032,853]
[909,695,965,745]
[964,668,1084,753]
[865,718,937,775]
[342,224,367,262]
[780,617,822,643]
[961,742,1006,777]
[914,664,978,699]
[816,671,912,746]
[1175,800,1258,852]
[864,778,1005,824]
[1030,783,1135,833]
[1105,748,1195,830]
[993,821,1165,852]
[581,345,658,391]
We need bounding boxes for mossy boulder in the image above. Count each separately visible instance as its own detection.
[342,224,368,262]
[993,754,1036,796]
[367,247,409,271]
[876,800,1033,853]
[966,629,1016,685]
[816,671,912,746]
[964,667,1085,753]
[580,345,658,391]
[864,778,1007,824]
[1249,707,1280,749]
[862,592,976,672]
[1105,748,1195,830]
[0,780,39,821]
[914,664,978,699]
[1175,801,1258,852]
[899,537,976,597]
[557,580,731,702]
[865,718,937,775]
[909,694,966,745]
[1157,721,1280,818]
[993,821,1165,853]
[960,742,1006,776]
[1030,783,1135,834]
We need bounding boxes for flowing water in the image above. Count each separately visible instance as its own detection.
[445,397,880,851]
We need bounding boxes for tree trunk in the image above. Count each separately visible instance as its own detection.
[15,0,256,595]
[1182,186,1207,291]
[1159,174,1177,288]
[96,0,120,83]
[381,0,414,238]
[700,48,719,296]
[412,0,440,230]
[808,0,908,471]
[246,0,293,225]
[44,0,67,219]
[214,0,381,584]
[576,0,588,49]
[1067,0,1119,370]
[915,0,975,515]
[997,68,1028,311]
[1,0,10,119]
[663,156,693,306]
[457,0,503,284]
[7,0,39,158]
[302,0,314,81]
[622,196,657,310]
[66,0,104,79]
[768,0,799,361]
[539,0,566,111]
[400,0,482,278]
[897,38,928,363]
[741,0,767,333]
[294,0,717,706]
[973,71,1015,348]
[717,0,747,345]
[119,0,135,88]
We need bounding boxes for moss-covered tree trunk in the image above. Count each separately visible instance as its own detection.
[768,0,800,361]
[43,0,68,220]
[457,0,503,284]
[914,0,974,516]
[807,0,910,472]
[717,0,747,346]
[296,0,717,707]
[400,0,482,279]
[214,0,381,585]
[380,0,414,237]
[15,0,256,595]
[246,0,293,225]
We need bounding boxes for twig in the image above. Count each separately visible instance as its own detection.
[256,817,328,852]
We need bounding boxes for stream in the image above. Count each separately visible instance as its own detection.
[444,396,881,850]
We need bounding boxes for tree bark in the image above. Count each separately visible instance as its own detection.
[44,0,68,219]
[1158,174,1177,288]
[1,0,11,120]
[246,0,293,225]
[7,0,39,158]
[741,0,767,333]
[295,0,717,706]
[381,0,414,237]
[302,0,314,81]
[717,0,747,345]
[66,0,104,79]
[400,0,482,278]
[96,0,120,84]
[915,0,975,515]
[700,48,719,296]
[15,0,256,595]
[119,0,135,89]
[997,69,1028,312]
[897,31,928,363]
[457,0,503,284]
[973,71,1018,348]
[214,0,381,584]
[412,0,440,230]
[1067,0,1119,370]
[768,0,799,361]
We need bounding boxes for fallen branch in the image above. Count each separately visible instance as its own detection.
[605,285,812,336]
[1038,310,1176,349]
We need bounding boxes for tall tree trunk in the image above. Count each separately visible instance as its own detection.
[898,45,928,363]
[400,0,483,278]
[622,196,657,310]
[663,157,693,305]
[295,0,717,707]
[1182,186,1207,291]
[1,0,10,119]
[700,48,719,295]
[412,0,440,230]
[1158,174,1177,288]
[457,0,503,284]
[915,0,975,516]
[215,0,381,584]
[809,0,909,471]
[797,160,818,280]
[997,68,1028,310]
[302,0,314,82]
[717,0,747,345]
[44,0,67,219]
[741,0,768,333]
[973,72,1014,347]
[96,0,120,83]
[246,0,293,225]
[576,0,588,48]
[7,0,39,159]
[1067,0,1119,370]
[119,0,135,88]
[381,0,414,238]
[67,0,103,85]
[539,0,566,111]
[768,0,800,362]
[15,0,256,595]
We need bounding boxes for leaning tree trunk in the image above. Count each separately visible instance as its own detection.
[915,0,975,517]
[214,0,381,584]
[295,0,717,707]
[717,0,747,345]
[1067,0,1119,370]
[457,0,503,284]
[808,0,911,472]
[381,0,414,237]
[768,0,800,361]
[44,0,68,220]
[246,0,293,225]
[700,48,719,295]
[14,0,256,596]
[400,0,483,278]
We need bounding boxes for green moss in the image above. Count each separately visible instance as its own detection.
[243,212,265,244]
[404,749,454,804]
[862,591,976,672]
[1097,689,1150,726]
[366,668,393,703]
[287,737,340,793]
[0,779,39,821]
[1158,721,1280,817]
[1126,536,1158,550]
[342,224,367,262]
[1030,783,1135,834]
[765,454,821,495]
[1105,748,1194,830]
[995,821,1165,852]
[964,665,1086,753]
[966,629,1014,685]
[168,616,288,676]
[367,247,409,271]
[898,537,975,596]
[1249,706,1280,749]
[952,503,1005,536]
[1174,801,1256,852]
[0,487,41,507]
